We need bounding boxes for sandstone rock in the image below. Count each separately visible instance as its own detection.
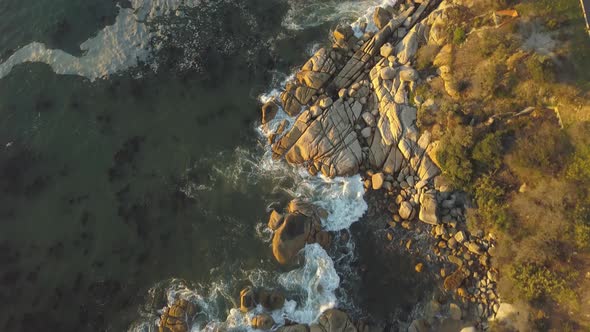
[466,242,482,255]
[262,101,279,124]
[159,298,196,332]
[362,112,376,127]
[319,97,333,109]
[251,314,274,330]
[268,210,284,230]
[444,267,468,291]
[310,105,323,117]
[316,309,357,332]
[334,25,354,44]
[395,27,419,64]
[419,191,438,225]
[380,67,396,80]
[240,287,256,312]
[272,213,313,264]
[399,201,413,220]
[454,231,466,243]
[373,7,392,30]
[449,303,462,320]
[415,263,424,272]
[380,43,395,58]
[372,172,385,190]
[361,127,372,139]
[272,99,363,177]
[399,68,419,82]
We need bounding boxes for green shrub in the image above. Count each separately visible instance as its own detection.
[572,202,590,251]
[472,131,505,171]
[510,264,577,306]
[415,44,441,71]
[474,175,512,229]
[512,123,572,174]
[437,126,474,188]
[525,54,555,83]
[566,145,590,183]
[453,27,466,44]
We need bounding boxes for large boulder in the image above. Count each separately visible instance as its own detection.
[314,309,357,332]
[419,191,439,224]
[271,200,325,264]
[159,298,196,332]
[399,201,414,220]
[272,98,363,177]
[261,101,279,124]
[272,213,314,264]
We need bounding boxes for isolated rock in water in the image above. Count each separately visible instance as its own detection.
[251,314,274,330]
[399,201,413,220]
[316,309,357,332]
[272,98,363,177]
[261,100,279,124]
[268,210,284,230]
[240,286,256,313]
[373,7,392,30]
[272,213,313,264]
[419,191,438,224]
[372,172,385,190]
[159,298,196,332]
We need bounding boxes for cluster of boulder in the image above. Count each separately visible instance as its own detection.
[261,0,504,330]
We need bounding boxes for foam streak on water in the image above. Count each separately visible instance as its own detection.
[0,0,203,81]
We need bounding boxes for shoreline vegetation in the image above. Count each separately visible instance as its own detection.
[158,0,590,331]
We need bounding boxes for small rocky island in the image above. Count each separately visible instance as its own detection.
[159,1,523,331]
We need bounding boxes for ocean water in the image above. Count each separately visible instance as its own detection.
[0,1,431,331]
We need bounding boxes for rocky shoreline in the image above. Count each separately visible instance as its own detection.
[159,1,504,331]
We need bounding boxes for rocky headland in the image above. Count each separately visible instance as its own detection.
[159,1,515,331]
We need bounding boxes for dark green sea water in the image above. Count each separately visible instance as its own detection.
[0,1,432,331]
